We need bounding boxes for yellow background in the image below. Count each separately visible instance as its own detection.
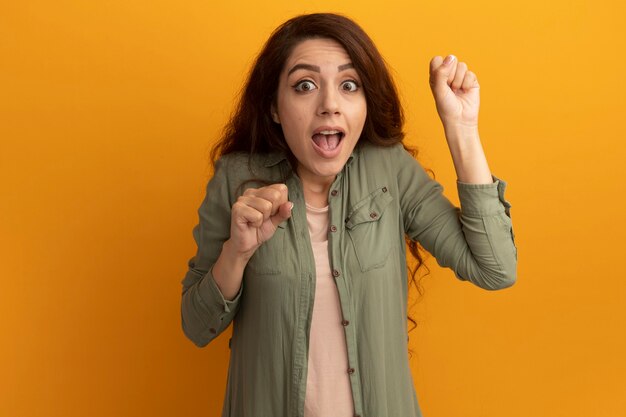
[2,1,625,416]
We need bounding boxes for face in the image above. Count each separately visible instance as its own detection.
[273,38,367,187]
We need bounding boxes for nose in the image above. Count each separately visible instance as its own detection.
[317,85,340,116]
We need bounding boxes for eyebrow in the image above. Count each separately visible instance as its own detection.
[287,63,355,76]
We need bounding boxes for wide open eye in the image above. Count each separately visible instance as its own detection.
[341,80,359,92]
[294,80,317,92]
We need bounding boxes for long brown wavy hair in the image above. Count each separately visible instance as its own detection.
[211,13,430,344]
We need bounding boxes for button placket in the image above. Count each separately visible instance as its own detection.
[328,179,362,412]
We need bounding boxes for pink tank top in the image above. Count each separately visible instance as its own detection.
[303,203,355,417]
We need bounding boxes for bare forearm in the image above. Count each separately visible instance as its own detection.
[443,124,493,184]
[212,239,249,301]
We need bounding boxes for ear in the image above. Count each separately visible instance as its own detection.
[270,104,280,124]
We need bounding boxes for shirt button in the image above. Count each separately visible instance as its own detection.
[330,190,338,197]
[342,320,350,326]
[347,368,355,374]
[382,186,388,193]
[370,212,378,219]
[330,225,337,232]
[332,269,340,278]
[209,328,217,334]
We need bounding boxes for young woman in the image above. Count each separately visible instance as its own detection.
[180,13,517,417]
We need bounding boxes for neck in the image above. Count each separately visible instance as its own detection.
[298,172,334,209]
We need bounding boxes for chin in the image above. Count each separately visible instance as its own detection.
[313,161,347,178]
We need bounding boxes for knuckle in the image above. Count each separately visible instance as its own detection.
[231,201,245,215]
[235,197,250,209]
[270,189,281,201]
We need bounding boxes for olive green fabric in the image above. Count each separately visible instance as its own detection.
[180,142,517,417]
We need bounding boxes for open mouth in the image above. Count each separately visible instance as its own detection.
[311,129,345,151]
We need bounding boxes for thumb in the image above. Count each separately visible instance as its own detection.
[270,201,293,228]
[429,54,456,97]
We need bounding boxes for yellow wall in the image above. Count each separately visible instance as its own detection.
[2,1,625,416]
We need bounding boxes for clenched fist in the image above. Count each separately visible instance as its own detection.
[229,183,293,259]
[429,54,480,129]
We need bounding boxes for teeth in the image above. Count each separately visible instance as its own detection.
[318,130,342,135]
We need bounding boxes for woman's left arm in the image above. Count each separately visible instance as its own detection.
[396,55,517,290]
[429,54,491,184]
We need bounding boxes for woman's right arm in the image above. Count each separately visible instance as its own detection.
[180,156,292,347]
